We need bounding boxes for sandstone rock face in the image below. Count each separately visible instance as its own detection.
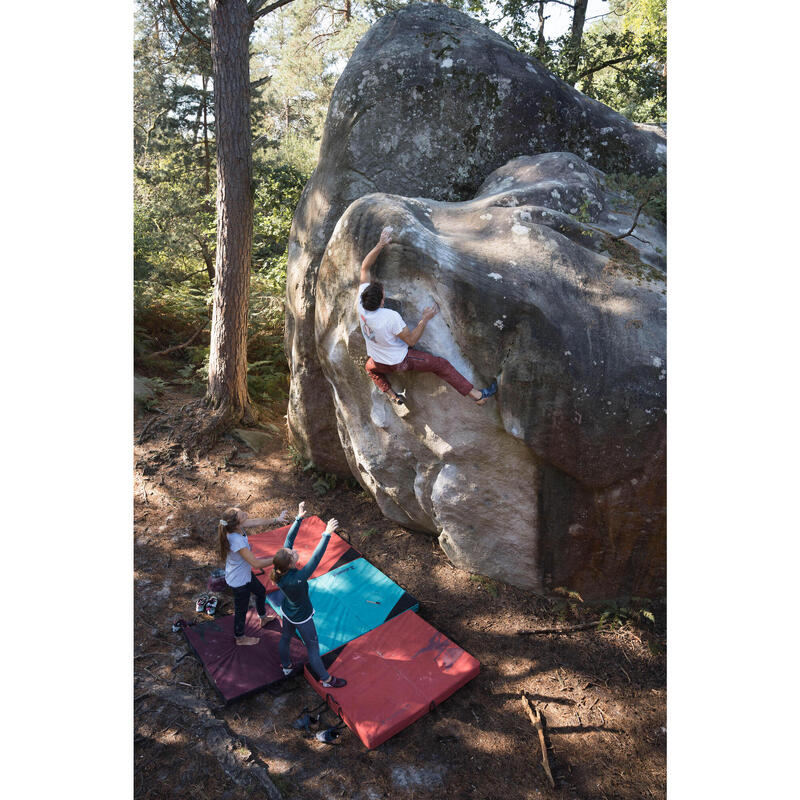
[314,152,665,598]
[284,4,666,599]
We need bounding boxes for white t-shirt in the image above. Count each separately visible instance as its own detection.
[357,282,409,365]
[225,531,252,588]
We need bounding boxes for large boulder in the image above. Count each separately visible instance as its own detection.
[284,4,666,599]
[314,152,665,599]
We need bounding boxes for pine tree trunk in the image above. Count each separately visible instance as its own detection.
[206,0,254,422]
[536,1,547,62]
[567,0,589,85]
[201,74,215,284]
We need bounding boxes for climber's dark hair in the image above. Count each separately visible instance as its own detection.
[360,282,384,312]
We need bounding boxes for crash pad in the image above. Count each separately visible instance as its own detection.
[247,516,359,593]
[266,557,418,655]
[182,608,308,703]
[304,611,480,749]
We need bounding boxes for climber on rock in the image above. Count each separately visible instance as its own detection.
[357,227,497,406]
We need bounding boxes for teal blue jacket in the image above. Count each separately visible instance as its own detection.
[277,517,331,623]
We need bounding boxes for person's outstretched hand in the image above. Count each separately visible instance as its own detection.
[379,227,393,247]
[324,518,339,535]
[297,501,307,518]
[277,510,290,524]
[421,303,439,322]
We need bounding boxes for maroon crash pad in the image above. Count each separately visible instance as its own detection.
[247,516,359,593]
[182,608,308,703]
[305,611,480,749]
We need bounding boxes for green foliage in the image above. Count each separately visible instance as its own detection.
[488,0,665,123]
[575,0,666,122]
[253,162,309,273]
[287,444,305,469]
[312,472,339,496]
[360,528,378,542]
[553,585,585,621]
[604,170,666,225]
[134,1,215,284]
[470,574,500,597]
[596,596,656,629]
[285,445,340,496]
[251,0,369,172]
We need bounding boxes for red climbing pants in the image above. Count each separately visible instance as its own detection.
[365,348,473,396]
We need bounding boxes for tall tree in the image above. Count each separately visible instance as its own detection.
[134,0,216,284]
[565,0,588,82]
[205,0,256,421]
[576,0,666,121]
[201,0,304,430]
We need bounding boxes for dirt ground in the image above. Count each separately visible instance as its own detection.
[134,387,666,800]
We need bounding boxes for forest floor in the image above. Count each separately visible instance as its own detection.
[133,385,666,800]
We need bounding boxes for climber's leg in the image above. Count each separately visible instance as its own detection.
[365,358,404,403]
[403,349,473,395]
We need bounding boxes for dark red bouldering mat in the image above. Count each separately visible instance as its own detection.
[182,608,309,703]
[247,516,360,593]
[304,611,480,749]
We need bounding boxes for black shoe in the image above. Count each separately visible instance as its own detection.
[391,391,406,406]
[315,725,344,744]
[292,709,322,732]
[321,675,347,688]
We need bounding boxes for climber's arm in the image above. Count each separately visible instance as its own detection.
[396,303,439,347]
[359,228,393,284]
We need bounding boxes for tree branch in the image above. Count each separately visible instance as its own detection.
[610,191,656,241]
[167,0,210,47]
[516,622,598,635]
[251,0,296,21]
[575,53,636,82]
[250,75,271,90]
[149,319,211,358]
[521,693,555,788]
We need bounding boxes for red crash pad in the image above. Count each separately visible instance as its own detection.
[247,516,359,593]
[305,611,480,749]
[182,608,308,703]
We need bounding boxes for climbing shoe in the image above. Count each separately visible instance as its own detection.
[480,379,498,400]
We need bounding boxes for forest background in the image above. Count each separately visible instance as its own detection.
[134,0,667,405]
[1,1,795,797]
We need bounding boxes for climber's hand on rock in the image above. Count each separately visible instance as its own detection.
[421,304,439,322]
[379,227,393,247]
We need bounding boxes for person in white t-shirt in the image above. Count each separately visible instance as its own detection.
[357,227,497,405]
[217,506,290,646]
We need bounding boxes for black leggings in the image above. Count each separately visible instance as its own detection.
[230,573,268,638]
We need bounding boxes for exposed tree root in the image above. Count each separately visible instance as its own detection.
[137,396,261,462]
[135,675,282,799]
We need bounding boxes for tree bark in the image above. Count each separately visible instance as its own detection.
[206,0,254,422]
[201,73,216,283]
[536,1,547,62]
[567,0,589,85]
[202,74,212,196]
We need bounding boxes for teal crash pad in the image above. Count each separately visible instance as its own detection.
[266,557,419,655]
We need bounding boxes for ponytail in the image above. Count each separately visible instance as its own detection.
[270,547,294,583]
[217,507,241,562]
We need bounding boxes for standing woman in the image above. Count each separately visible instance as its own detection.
[272,501,347,688]
[218,506,289,646]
